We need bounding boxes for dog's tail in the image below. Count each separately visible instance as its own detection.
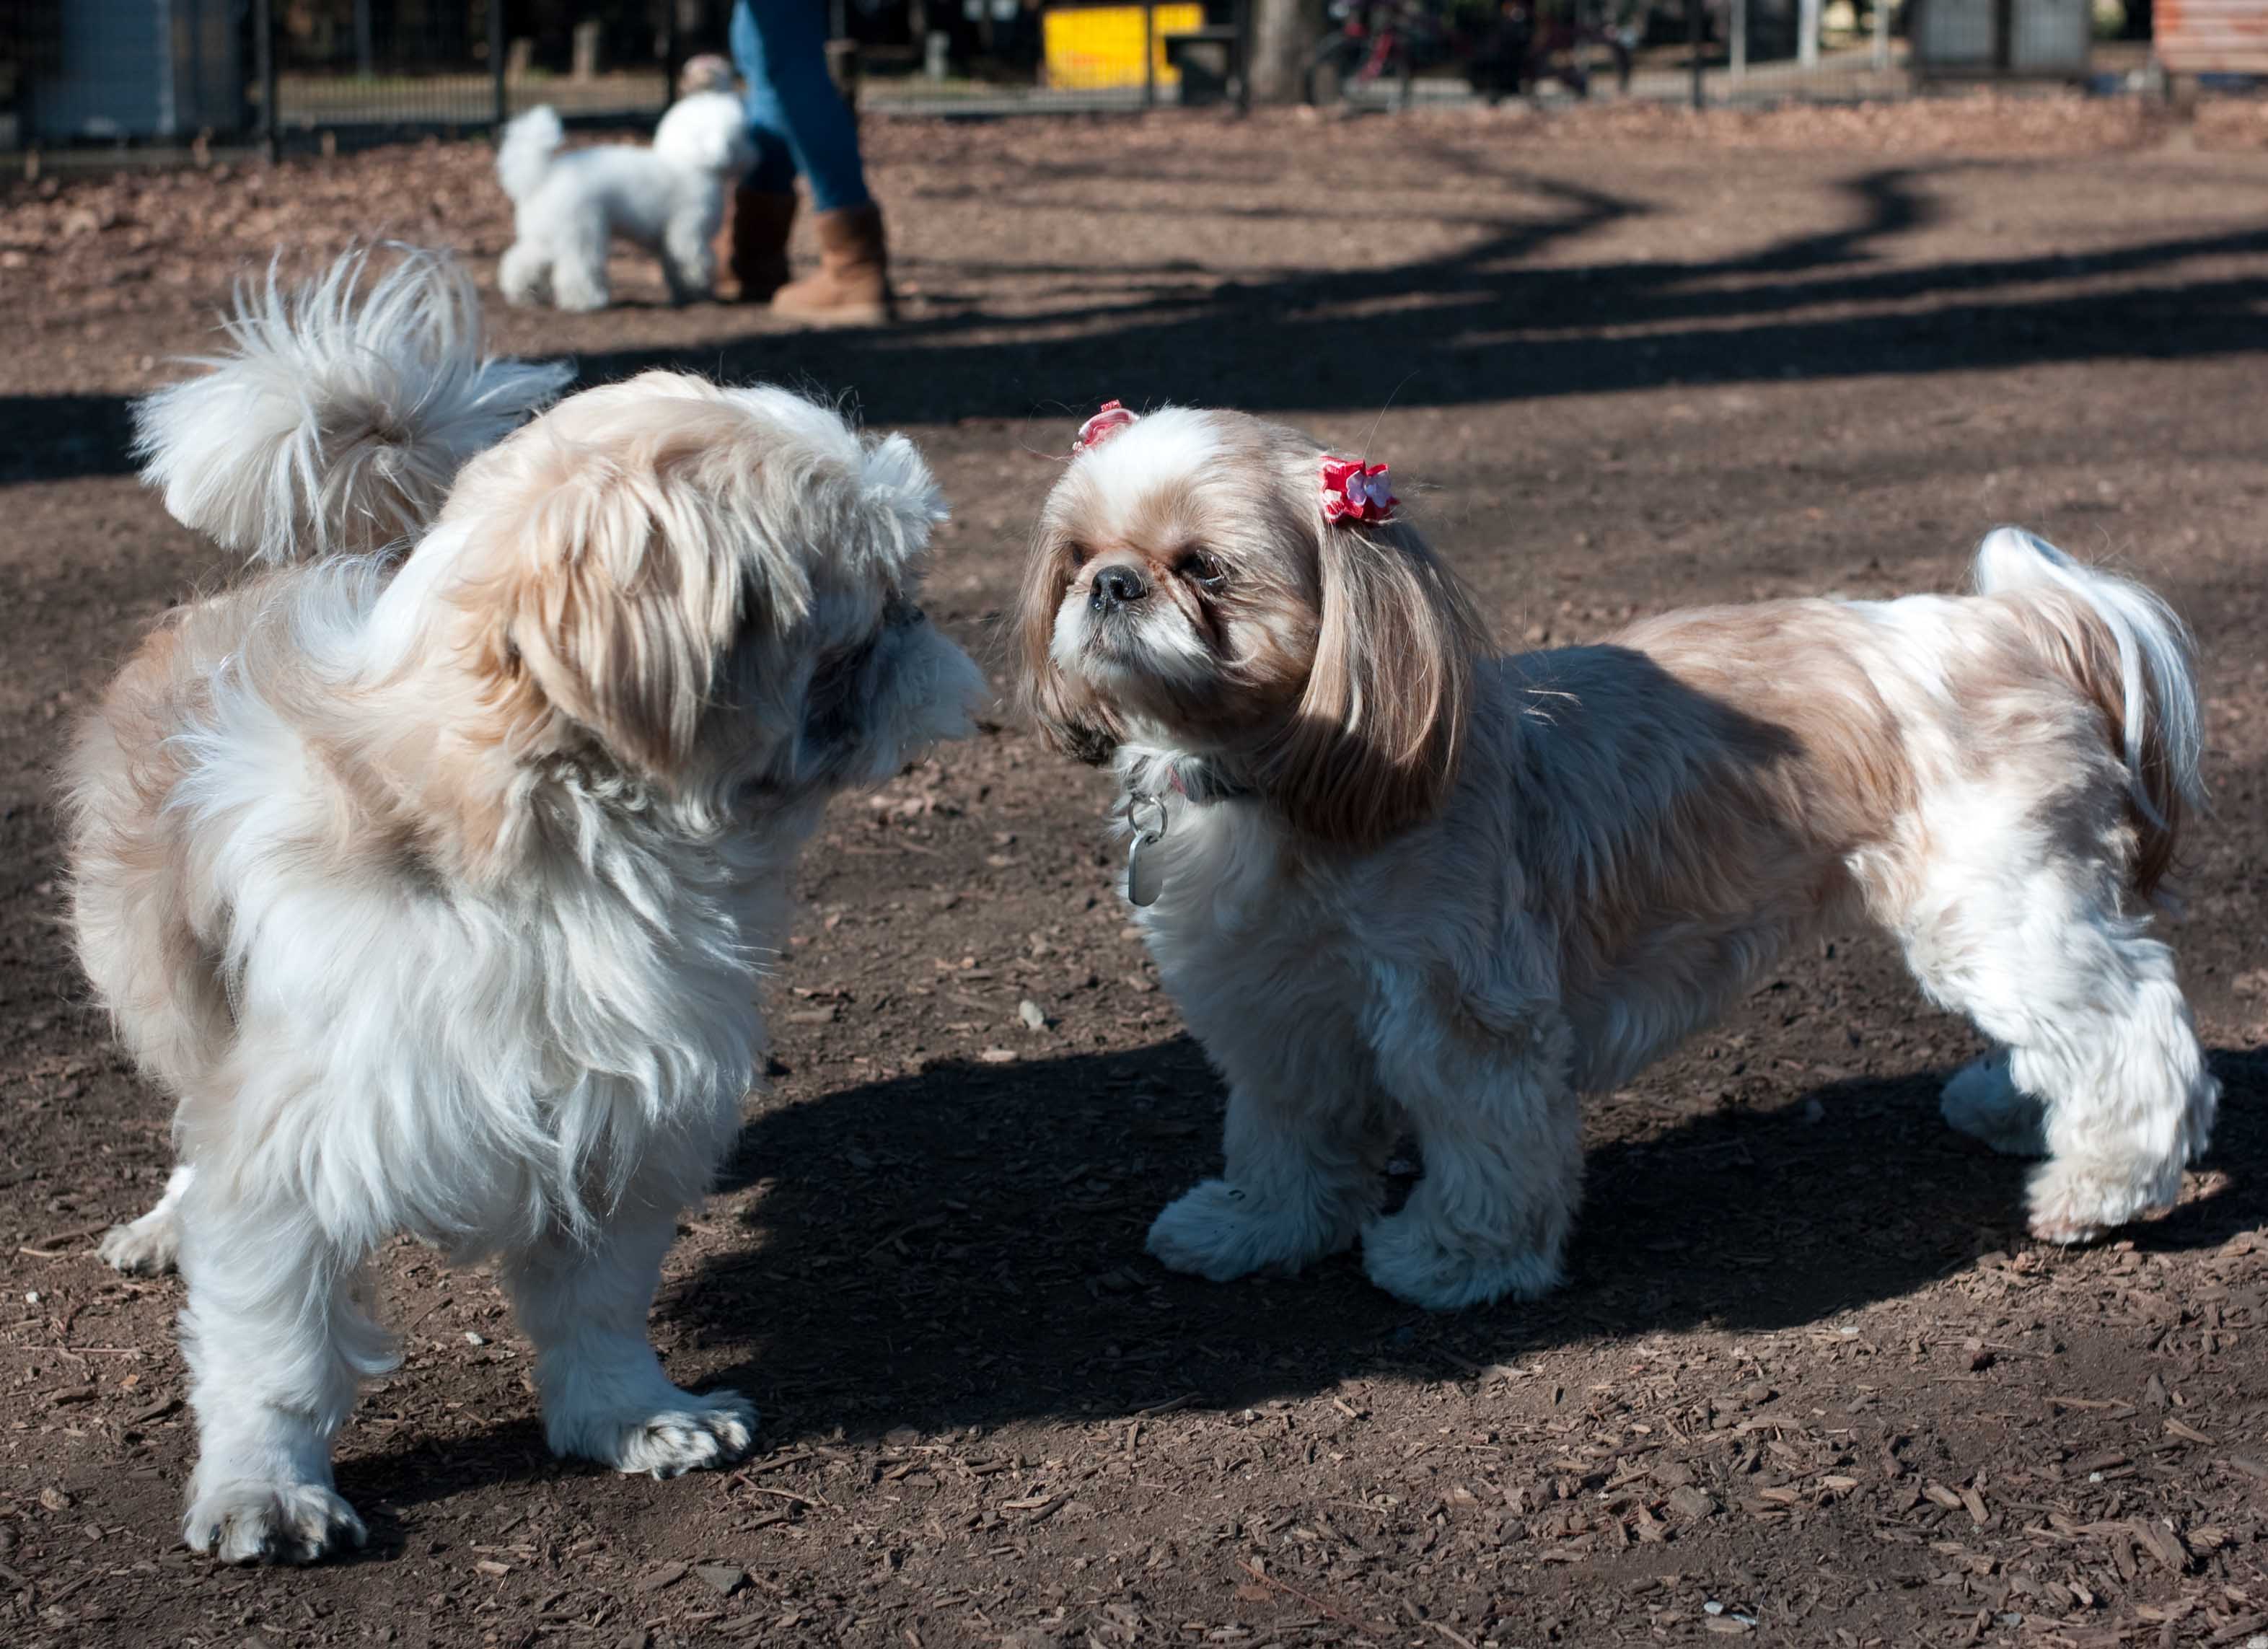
[496,105,565,205]
[1972,526,2205,897]
[131,247,573,565]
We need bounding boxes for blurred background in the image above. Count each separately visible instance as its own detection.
[2,0,2254,158]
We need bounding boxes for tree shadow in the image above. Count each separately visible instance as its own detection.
[10,159,2266,483]
[553,162,2266,427]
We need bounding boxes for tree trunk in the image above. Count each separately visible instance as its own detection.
[1248,0,1323,104]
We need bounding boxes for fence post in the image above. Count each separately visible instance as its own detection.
[1731,0,1746,82]
[1688,0,1705,110]
[1234,0,1252,113]
[1144,3,1157,109]
[1799,0,1820,69]
[1873,0,1889,69]
[255,0,278,161]
[491,0,508,130]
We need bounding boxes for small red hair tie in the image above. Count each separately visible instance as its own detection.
[1321,456,1397,525]
[1073,400,1140,453]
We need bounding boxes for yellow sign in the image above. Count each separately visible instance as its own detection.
[1042,4,1208,90]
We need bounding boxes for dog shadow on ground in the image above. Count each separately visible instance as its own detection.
[333,1034,2262,1539]
[657,1033,2267,1437]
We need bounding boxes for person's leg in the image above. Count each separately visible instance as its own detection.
[733,0,891,322]
[721,1,804,302]
[727,1,801,198]
[731,0,869,212]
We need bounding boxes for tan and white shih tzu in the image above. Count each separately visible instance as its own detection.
[1016,400,2216,1313]
[69,249,984,1561]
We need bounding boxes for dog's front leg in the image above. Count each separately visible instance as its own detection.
[499,1201,755,1478]
[1146,1013,1394,1284]
[177,1187,388,1563]
[1358,964,1581,1311]
[661,215,716,304]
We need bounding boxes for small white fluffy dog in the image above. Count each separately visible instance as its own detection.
[1016,403,2217,1312]
[497,91,753,311]
[71,250,983,1561]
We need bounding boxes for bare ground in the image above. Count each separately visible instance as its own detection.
[1,96,2266,1649]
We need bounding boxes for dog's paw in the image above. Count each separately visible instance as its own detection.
[185,1480,366,1565]
[1940,1054,2046,1158]
[2026,1156,2177,1246]
[1146,1179,1351,1283]
[1360,1213,1561,1311]
[561,1389,758,1479]
[97,1213,180,1275]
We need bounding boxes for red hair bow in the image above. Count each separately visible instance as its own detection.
[1320,457,1397,525]
[1073,400,1140,453]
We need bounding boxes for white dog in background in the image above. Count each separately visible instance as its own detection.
[496,84,752,311]
[1016,402,2217,1312]
[71,250,984,1562]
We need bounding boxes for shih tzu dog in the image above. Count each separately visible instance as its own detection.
[496,85,753,311]
[1016,401,2215,1312]
[70,250,983,1561]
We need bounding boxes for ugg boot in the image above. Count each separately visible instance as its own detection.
[716,186,796,303]
[769,203,892,326]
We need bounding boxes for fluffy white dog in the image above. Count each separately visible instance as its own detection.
[72,250,984,1561]
[497,92,753,311]
[1015,402,2217,1312]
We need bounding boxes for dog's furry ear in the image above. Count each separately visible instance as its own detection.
[652,94,755,175]
[1012,529,1121,765]
[1260,516,1487,848]
[459,376,811,780]
[858,432,949,556]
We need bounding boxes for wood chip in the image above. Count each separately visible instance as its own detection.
[2131,1519,2189,1574]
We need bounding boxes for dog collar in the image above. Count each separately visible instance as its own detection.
[1121,756,1248,907]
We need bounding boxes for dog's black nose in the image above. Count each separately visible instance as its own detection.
[1091,566,1148,611]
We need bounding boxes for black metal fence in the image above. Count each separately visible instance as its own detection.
[3,1,687,159]
[0,0,2148,164]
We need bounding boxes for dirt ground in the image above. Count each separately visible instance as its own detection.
[2,94,2267,1648]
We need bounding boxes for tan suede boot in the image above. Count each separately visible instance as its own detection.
[769,203,892,327]
[717,187,796,303]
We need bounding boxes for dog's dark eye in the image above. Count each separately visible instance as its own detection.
[1174,549,1226,589]
[1066,543,1091,569]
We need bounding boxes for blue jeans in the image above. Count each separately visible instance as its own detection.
[729,1,871,212]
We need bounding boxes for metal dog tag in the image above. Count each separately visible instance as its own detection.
[1125,793,1169,908]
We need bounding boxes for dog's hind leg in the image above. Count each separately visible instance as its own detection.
[1896,789,2216,1244]
[100,1162,194,1275]
[499,1200,755,1479]
[550,258,610,314]
[175,1185,390,1562]
[549,214,613,312]
[1938,1047,2047,1158]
